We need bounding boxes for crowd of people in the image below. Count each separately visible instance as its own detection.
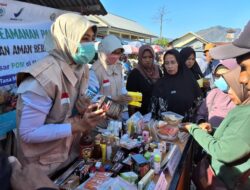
[0,12,250,190]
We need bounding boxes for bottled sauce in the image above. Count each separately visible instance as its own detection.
[92,136,102,159]
[100,137,107,163]
[79,133,94,160]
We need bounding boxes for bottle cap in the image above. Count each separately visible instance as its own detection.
[154,154,161,162]
[144,151,151,160]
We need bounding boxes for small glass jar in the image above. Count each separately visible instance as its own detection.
[79,133,94,160]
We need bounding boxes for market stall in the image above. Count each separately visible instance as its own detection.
[52,108,192,190]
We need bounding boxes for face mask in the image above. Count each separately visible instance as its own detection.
[73,42,95,65]
[106,54,120,65]
[214,76,229,92]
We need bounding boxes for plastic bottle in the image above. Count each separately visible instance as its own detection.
[100,137,106,163]
[154,154,161,174]
[106,139,112,161]
[92,136,102,159]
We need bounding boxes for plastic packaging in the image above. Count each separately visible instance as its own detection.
[127,91,142,101]
[161,111,184,126]
[128,91,142,107]
[157,125,179,141]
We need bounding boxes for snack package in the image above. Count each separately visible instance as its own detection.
[76,172,112,190]
[161,111,184,126]
[97,96,112,111]
[127,91,142,102]
[157,124,179,141]
[128,91,142,107]
[146,120,159,142]
[60,175,80,190]
[107,120,122,136]
[120,171,138,184]
[97,96,123,119]
[98,176,137,190]
[126,111,144,136]
[85,86,99,102]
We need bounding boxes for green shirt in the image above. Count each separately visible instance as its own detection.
[189,105,250,189]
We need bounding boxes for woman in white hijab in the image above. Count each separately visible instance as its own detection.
[88,35,131,118]
[16,13,106,175]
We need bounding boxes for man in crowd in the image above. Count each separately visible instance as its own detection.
[203,43,220,88]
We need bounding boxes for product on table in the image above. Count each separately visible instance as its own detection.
[157,125,179,141]
[158,126,179,136]
[79,133,94,160]
[154,154,161,174]
[80,172,112,190]
[161,111,184,126]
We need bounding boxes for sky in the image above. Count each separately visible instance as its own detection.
[101,0,250,39]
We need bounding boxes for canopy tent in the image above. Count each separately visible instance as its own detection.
[151,45,165,53]
[123,45,139,54]
[15,0,107,15]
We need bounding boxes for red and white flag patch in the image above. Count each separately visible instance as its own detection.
[103,79,110,87]
[61,92,70,105]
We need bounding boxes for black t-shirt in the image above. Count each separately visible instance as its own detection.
[152,71,202,120]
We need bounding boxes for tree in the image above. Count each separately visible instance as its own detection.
[153,37,169,47]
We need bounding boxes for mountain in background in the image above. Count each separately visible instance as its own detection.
[196,25,241,42]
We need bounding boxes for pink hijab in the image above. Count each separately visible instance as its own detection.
[136,45,160,82]
[223,66,250,105]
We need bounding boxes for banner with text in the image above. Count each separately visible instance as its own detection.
[0,21,52,136]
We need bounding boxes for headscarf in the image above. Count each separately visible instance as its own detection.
[213,58,238,74]
[97,34,124,74]
[153,49,202,116]
[180,47,203,80]
[45,13,97,63]
[162,49,185,77]
[223,66,250,105]
[136,45,160,82]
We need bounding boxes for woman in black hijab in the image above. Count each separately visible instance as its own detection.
[180,47,203,80]
[151,49,202,121]
[180,47,210,97]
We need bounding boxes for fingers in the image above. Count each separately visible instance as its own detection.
[76,97,91,114]
[86,103,98,112]
[199,123,212,133]
[86,104,106,116]
[118,95,132,104]
[86,109,106,120]
[8,156,22,171]
[79,104,106,129]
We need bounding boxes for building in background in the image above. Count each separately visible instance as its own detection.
[170,32,208,57]
[87,13,157,44]
[15,0,107,15]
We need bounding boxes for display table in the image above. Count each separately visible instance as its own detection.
[167,136,193,190]
[53,134,193,190]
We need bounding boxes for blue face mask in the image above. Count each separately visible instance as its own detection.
[73,42,96,65]
[214,76,229,92]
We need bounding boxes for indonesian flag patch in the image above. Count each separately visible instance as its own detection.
[61,92,70,105]
[103,79,110,87]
